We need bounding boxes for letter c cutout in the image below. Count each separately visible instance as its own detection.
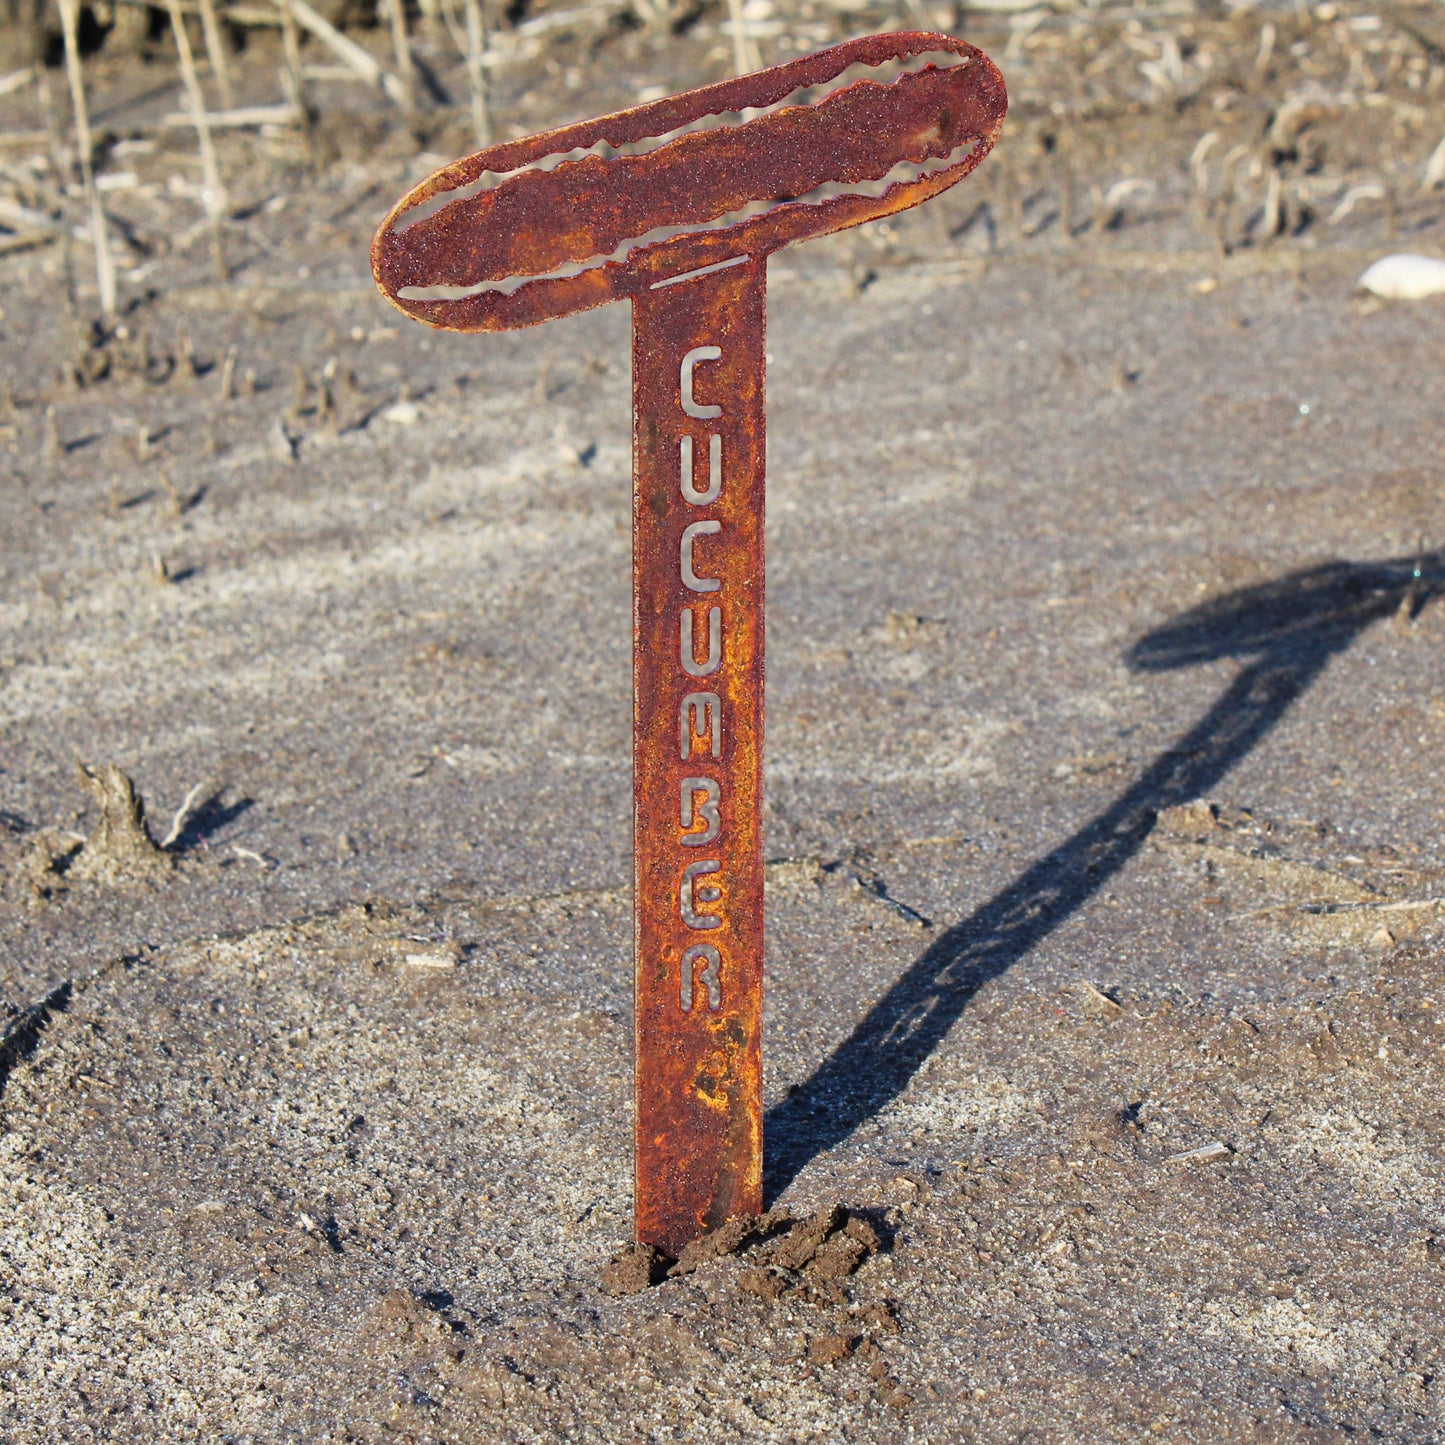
[680,346,722,419]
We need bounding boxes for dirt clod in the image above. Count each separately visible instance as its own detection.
[599,1242,673,1296]
[765,1204,846,1272]
[612,1205,881,1299]
[808,1231,870,1281]
[18,828,84,903]
[68,763,170,886]
[807,1333,858,1366]
[360,1289,464,1362]
[1154,799,1221,836]
[851,1299,899,1335]
[737,1266,791,1301]
[667,1206,797,1277]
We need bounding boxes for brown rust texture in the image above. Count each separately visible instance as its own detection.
[371,31,1006,334]
[632,259,766,1257]
[370,30,1006,1255]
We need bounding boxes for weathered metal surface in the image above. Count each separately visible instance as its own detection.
[373,32,1006,1257]
[372,31,1006,334]
[632,258,766,1255]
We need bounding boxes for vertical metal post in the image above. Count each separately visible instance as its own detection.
[632,256,766,1257]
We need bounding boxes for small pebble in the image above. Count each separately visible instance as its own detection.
[1357,254,1445,300]
[404,950,456,970]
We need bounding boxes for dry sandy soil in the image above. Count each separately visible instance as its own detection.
[2,1,1445,1439]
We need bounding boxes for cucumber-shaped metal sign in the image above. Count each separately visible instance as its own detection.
[374,32,1006,1257]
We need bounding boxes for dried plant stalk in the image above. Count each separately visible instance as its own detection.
[384,0,418,121]
[274,0,313,143]
[56,0,116,318]
[1424,134,1445,194]
[197,0,235,108]
[462,0,492,149]
[725,0,762,76]
[167,0,229,276]
[288,0,409,109]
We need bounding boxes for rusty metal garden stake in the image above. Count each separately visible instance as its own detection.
[373,32,1006,1257]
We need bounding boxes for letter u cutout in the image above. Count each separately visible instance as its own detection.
[681,606,722,677]
[680,435,723,505]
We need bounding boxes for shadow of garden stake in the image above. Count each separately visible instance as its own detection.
[373,34,1006,1255]
[766,549,1444,1197]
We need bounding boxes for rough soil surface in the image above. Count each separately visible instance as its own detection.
[2,1,1445,1439]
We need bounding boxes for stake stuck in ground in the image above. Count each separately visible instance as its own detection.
[373,32,1006,1257]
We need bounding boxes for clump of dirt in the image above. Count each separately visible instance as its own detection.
[599,1241,672,1296]
[16,827,85,905]
[666,1204,799,1277]
[769,1203,879,1273]
[66,762,171,887]
[601,1204,907,1402]
[807,1332,856,1365]
[358,1288,467,1365]
[602,1203,886,1301]
[1154,797,1223,838]
[736,1204,885,1307]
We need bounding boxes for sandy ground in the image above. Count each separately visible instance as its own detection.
[2,2,1445,1439]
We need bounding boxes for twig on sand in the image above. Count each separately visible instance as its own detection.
[0,198,64,235]
[1166,1142,1232,1166]
[161,102,301,128]
[218,344,237,400]
[1303,897,1445,914]
[160,781,210,850]
[0,228,55,257]
[1423,134,1445,194]
[57,0,116,318]
[1078,978,1123,1018]
[1228,896,1444,921]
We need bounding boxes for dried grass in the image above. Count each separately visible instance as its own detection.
[2,0,1442,321]
[56,0,115,318]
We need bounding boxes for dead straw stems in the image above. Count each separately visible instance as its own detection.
[167,0,229,277]
[724,0,761,76]
[461,0,493,150]
[56,0,116,319]
[196,0,235,109]
[384,0,419,124]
